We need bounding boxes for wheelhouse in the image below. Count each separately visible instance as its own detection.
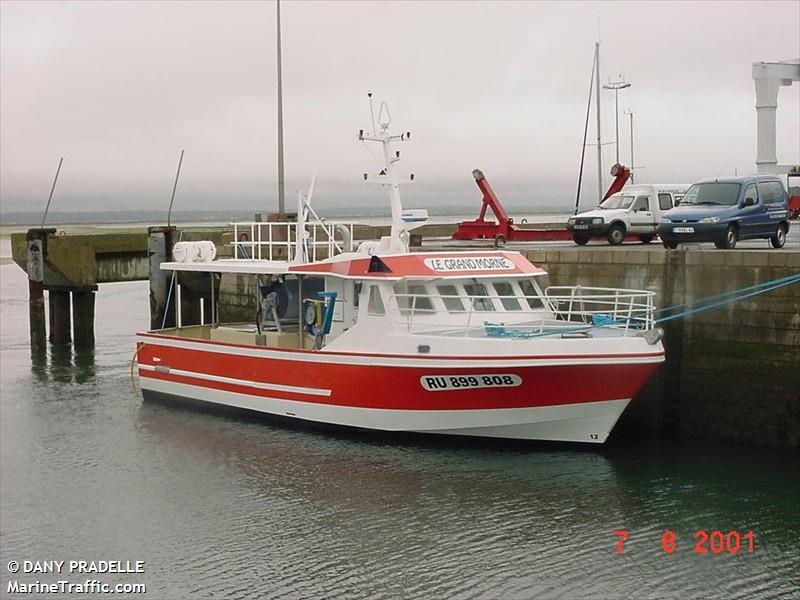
[150,247,656,352]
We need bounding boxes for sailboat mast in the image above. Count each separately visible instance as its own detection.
[574,50,596,215]
[276,0,286,216]
[594,42,603,202]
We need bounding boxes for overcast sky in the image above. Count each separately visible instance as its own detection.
[1,0,798,216]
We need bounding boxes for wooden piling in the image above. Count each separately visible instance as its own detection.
[50,290,72,345]
[48,289,56,343]
[179,284,201,327]
[28,279,47,353]
[25,228,54,354]
[72,290,96,350]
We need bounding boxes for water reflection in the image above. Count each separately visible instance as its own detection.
[135,400,622,521]
[29,344,96,384]
[130,402,798,598]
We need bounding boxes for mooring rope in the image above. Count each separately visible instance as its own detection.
[513,271,800,339]
[655,272,800,316]
[655,272,800,323]
[130,343,144,397]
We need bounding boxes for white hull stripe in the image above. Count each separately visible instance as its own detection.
[138,364,331,397]
[140,377,630,443]
[137,335,664,368]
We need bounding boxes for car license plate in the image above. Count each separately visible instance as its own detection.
[574,224,589,230]
[673,227,694,233]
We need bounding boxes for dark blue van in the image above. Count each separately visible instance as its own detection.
[658,175,790,249]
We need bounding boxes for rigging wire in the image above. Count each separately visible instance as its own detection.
[40,157,64,228]
[574,49,597,215]
[160,231,184,331]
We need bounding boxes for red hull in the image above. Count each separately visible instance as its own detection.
[137,335,663,411]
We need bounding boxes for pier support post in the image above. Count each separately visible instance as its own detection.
[179,284,201,327]
[48,292,56,343]
[26,228,55,354]
[148,226,176,330]
[72,289,96,350]
[50,290,72,345]
[28,279,46,353]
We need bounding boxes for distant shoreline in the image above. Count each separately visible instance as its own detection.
[0,204,574,227]
[1,209,572,237]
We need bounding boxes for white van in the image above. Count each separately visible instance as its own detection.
[567,184,689,245]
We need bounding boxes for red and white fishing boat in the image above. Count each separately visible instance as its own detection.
[135,104,665,444]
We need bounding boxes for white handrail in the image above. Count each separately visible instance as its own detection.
[230,221,355,262]
[386,286,656,337]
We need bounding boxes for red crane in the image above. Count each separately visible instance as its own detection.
[452,170,572,245]
[452,166,630,245]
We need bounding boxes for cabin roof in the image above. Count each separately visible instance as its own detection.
[160,250,546,280]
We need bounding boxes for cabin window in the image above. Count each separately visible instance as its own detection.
[463,283,495,312]
[367,285,385,316]
[756,182,774,203]
[632,196,650,212]
[600,194,635,210]
[658,193,673,211]
[493,282,521,311]
[393,283,434,316]
[408,284,434,313]
[518,279,544,308]
[758,181,784,204]
[743,183,759,204]
[767,181,785,203]
[436,285,465,313]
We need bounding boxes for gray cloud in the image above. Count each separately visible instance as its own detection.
[1,0,798,215]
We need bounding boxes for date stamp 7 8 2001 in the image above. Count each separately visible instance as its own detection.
[614,530,755,555]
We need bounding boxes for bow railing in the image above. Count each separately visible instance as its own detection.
[386,285,655,337]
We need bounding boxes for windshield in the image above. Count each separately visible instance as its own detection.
[680,182,741,206]
[599,194,635,210]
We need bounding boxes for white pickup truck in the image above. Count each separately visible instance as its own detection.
[567,184,689,245]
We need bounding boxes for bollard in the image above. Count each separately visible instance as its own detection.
[72,289,96,350]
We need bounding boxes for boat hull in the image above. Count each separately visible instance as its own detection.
[136,334,663,444]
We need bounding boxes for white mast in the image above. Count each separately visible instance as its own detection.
[359,99,422,254]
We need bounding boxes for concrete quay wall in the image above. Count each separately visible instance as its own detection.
[513,248,799,450]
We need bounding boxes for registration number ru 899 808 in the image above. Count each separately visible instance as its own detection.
[420,374,522,391]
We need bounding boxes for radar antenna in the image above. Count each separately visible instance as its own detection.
[357,94,425,254]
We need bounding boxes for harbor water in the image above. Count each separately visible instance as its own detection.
[0,249,798,599]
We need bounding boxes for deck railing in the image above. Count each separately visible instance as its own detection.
[387,286,655,338]
[231,221,355,262]
[544,286,655,332]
